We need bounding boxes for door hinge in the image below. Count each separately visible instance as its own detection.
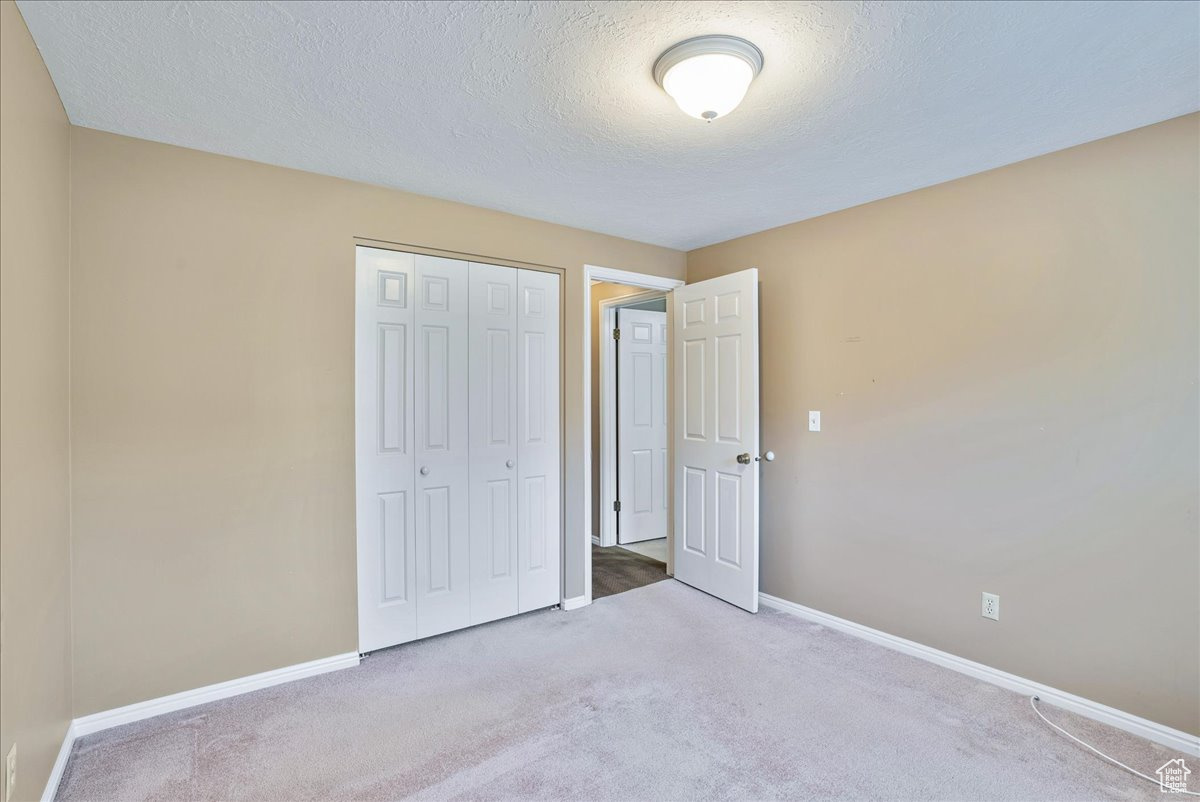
[613,327,620,340]
[613,500,621,512]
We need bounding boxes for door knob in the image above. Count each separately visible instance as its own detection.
[505,459,514,469]
[737,453,752,464]
[420,465,430,476]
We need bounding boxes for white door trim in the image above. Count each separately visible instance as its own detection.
[583,266,684,606]
[597,290,666,548]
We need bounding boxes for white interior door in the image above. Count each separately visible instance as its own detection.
[672,268,760,612]
[468,262,519,625]
[414,255,471,638]
[617,307,668,544]
[356,247,417,652]
[517,269,561,613]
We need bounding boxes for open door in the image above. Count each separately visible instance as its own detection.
[617,306,669,544]
[672,268,761,612]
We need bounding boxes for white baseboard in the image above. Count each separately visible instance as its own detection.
[40,651,357,799]
[759,593,1199,757]
[40,721,77,802]
[72,652,359,738]
[561,595,589,611]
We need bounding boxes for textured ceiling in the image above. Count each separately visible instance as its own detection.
[17,0,1200,250]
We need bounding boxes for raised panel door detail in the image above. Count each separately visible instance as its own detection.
[632,352,652,427]
[523,286,545,317]
[684,467,706,555]
[715,472,742,567]
[487,282,510,315]
[716,291,741,321]
[423,275,449,311]
[423,326,450,451]
[425,486,451,594]
[684,339,706,440]
[660,352,667,422]
[379,271,407,307]
[488,479,512,579]
[716,334,741,444]
[379,491,408,603]
[523,331,545,444]
[524,475,547,572]
[631,322,652,343]
[378,324,406,453]
[632,449,653,512]
[486,329,511,446]
[683,298,706,327]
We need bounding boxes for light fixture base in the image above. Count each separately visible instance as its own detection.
[652,35,764,88]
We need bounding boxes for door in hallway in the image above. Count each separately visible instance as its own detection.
[617,306,668,544]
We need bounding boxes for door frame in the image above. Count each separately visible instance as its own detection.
[597,290,667,548]
[582,266,684,606]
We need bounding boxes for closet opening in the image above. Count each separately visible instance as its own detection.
[590,279,674,601]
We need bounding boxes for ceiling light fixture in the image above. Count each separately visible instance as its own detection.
[653,35,763,122]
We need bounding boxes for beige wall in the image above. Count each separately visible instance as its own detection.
[0,2,74,799]
[589,282,655,537]
[68,127,684,715]
[688,114,1200,735]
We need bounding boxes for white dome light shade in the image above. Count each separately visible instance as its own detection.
[662,54,754,120]
[653,35,763,122]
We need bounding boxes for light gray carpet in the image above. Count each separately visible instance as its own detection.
[591,543,669,599]
[58,581,1184,801]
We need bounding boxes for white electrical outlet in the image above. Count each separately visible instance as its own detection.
[982,592,1000,621]
[5,742,15,802]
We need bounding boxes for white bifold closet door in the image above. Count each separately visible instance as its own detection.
[515,268,561,613]
[356,247,559,653]
[468,263,518,625]
[414,255,471,639]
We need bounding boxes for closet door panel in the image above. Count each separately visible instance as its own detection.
[468,263,519,624]
[414,255,471,638]
[355,247,416,652]
[517,269,561,612]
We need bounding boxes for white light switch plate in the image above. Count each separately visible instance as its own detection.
[808,411,821,432]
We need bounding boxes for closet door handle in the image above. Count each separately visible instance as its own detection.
[420,465,430,476]
[505,459,514,469]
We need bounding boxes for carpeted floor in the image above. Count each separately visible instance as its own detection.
[591,543,669,599]
[57,580,1182,801]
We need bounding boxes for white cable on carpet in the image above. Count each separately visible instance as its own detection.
[1030,696,1200,796]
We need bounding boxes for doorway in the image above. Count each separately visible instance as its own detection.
[581,264,761,613]
[590,281,672,599]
